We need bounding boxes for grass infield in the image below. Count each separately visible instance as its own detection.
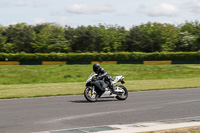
[1,78,200,99]
[0,64,200,99]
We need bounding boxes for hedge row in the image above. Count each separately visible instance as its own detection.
[0,52,200,61]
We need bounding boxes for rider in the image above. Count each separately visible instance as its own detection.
[93,63,114,96]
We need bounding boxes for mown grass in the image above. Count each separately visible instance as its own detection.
[1,64,200,85]
[1,64,200,99]
[1,77,200,99]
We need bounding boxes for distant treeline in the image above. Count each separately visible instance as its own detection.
[0,21,200,53]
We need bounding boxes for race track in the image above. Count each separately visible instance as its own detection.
[1,88,200,133]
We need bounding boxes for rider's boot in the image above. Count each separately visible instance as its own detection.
[109,83,115,94]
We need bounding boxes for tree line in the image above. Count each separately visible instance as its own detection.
[0,21,200,53]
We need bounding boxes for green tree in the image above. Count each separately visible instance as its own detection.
[69,25,101,52]
[177,31,197,51]
[98,24,127,52]
[0,25,7,52]
[177,21,200,51]
[6,23,34,53]
[2,43,17,53]
[159,23,179,51]
[126,26,146,52]
[32,23,71,53]
[31,24,51,52]
[127,22,178,52]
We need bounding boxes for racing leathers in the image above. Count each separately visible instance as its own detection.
[93,67,114,96]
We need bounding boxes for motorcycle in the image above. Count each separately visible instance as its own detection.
[84,72,128,102]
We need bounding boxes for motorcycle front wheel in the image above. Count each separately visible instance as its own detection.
[84,87,99,102]
[115,85,128,100]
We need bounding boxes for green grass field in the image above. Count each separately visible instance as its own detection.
[0,64,200,99]
[1,64,200,84]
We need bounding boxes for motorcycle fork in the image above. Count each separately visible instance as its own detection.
[91,86,95,95]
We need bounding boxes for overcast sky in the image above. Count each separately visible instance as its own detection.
[0,0,200,29]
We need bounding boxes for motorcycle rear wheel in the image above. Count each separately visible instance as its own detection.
[84,87,99,102]
[115,85,128,100]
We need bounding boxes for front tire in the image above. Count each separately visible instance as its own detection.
[115,85,128,100]
[84,87,99,102]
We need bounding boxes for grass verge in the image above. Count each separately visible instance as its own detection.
[1,64,200,85]
[1,78,200,99]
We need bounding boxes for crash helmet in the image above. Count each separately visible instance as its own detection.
[93,63,100,73]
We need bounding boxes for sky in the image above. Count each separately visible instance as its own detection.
[0,0,200,29]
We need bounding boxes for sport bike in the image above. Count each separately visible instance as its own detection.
[84,72,128,102]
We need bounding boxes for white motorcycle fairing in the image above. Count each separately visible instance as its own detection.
[84,72,128,102]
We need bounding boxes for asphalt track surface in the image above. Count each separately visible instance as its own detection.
[1,88,200,133]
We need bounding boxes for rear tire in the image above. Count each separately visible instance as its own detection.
[84,87,99,102]
[115,85,128,100]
